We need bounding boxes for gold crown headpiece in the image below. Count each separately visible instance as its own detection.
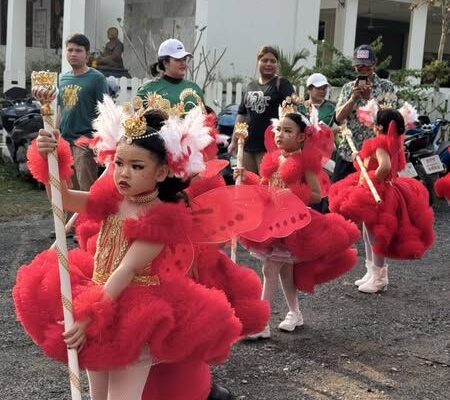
[144,88,206,118]
[122,96,159,144]
[122,88,206,143]
[279,94,304,118]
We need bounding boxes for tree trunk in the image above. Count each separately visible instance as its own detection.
[437,2,449,62]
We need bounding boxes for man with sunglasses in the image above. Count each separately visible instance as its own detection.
[332,45,397,182]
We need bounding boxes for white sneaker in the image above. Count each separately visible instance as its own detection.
[278,311,304,332]
[358,264,388,294]
[247,324,271,340]
[354,260,373,286]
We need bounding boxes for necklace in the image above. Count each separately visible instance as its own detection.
[281,148,302,158]
[128,189,159,204]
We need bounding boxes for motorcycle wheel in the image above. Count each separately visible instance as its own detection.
[415,164,438,206]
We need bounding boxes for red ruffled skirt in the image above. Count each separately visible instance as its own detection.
[435,173,450,201]
[241,209,360,293]
[329,173,435,259]
[13,248,242,371]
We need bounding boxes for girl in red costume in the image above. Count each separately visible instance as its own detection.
[236,105,360,339]
[329,105,435,293]
[73,108,271,400]
[13,104,261,399]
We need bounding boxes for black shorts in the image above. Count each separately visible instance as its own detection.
[331,153,356,182]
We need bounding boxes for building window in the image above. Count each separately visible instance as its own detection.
[0,0,7,46]
[318,21,325,41]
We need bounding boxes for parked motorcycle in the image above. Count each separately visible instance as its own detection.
[214,102,239,184]
[430,118,450,171]
[1,90,42,177]
[402,116,447,205]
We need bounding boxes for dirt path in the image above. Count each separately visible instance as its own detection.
[0,204,449,400]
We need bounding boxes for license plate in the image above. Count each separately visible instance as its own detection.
[420,155,444,174]
[323,159,335,174]
[398,162,418,178]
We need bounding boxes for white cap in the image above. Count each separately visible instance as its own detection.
[306,73,329,88]
[158,38,192,59]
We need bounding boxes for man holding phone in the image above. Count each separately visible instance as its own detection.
[332,44,397,182]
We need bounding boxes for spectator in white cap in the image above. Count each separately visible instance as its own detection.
[298,73,335,127]
[137,38,204,111]
[332,44,397,182]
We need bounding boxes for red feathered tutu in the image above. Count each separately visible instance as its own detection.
[14,248,242,370]
[240,208,360,293]
[329,134,435,259]
[435,173,450,201]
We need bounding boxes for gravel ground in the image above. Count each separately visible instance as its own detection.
[0,203,449,400]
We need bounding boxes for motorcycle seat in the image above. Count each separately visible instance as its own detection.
[410,148,434,160]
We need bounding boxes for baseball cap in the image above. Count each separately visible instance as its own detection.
[353,44,377,66]
[158,38,192,59]
[306,73,329,88]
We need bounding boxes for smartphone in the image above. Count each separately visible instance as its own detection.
[357,75,367,87]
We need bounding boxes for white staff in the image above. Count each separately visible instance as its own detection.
[31,71,82,400]
[50,164,111,250]
[230,122,248,262]
[341,126,382,204]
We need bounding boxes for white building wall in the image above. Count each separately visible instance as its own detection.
[205,0,320,80]
[84,0,125,53]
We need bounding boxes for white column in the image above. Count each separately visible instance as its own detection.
[61,0,87,73]
[294,0,321,68]
[334,0,358,57]
[84,0,99,51]
[194,0,209,89]
[3,0,26,92]
[406,3,428,70]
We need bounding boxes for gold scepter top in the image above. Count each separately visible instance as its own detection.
[31,71,58,116]
[31,70,58,87]
[234,122,248,144]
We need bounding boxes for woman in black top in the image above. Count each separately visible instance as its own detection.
[228,46,295,173]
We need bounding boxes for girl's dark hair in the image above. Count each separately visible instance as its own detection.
[128,110,189,203]
[376,109,405,135]
[257,46,279,61]
[284,112,307,133]
[150,56,171,77]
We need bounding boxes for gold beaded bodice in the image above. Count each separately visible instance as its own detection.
[269,172,288,189]
[93,215,160,286]
[268,155,288,190]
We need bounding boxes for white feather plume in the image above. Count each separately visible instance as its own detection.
[159,106,213,179]
[92,95,124,154]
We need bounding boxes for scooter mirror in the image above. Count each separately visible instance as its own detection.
[213,100,220,107]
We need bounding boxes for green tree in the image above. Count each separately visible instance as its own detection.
[276,47,309,87]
